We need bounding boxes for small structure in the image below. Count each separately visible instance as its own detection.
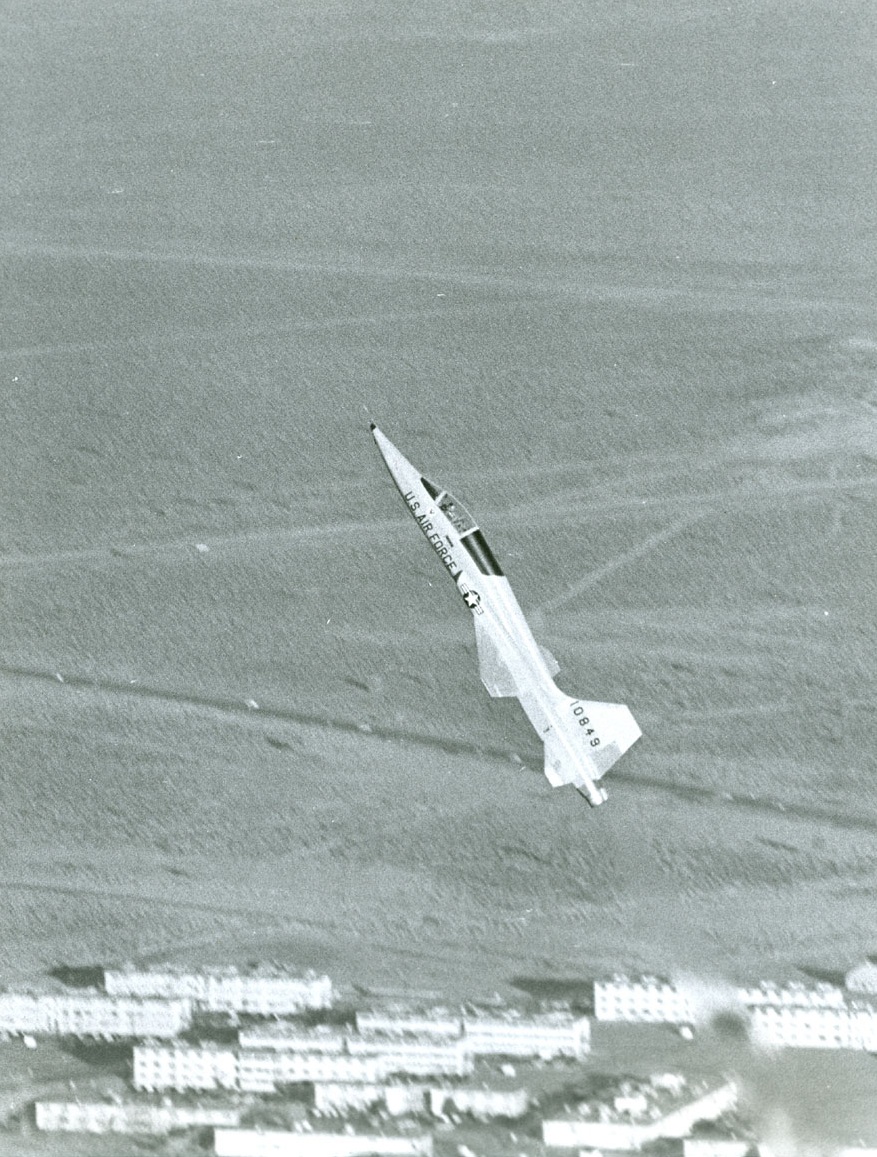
[543,1075,738,1151]
[35,1098,240,1134]
[428,1084,528,1120]
[312,1081,528,1121]
[214,1130,433,1157]
[313,1083,387,1115]
[104,964,332,1015]
[845,960,877,995]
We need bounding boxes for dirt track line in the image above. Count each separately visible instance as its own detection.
[2,663,875,835]
[614,769,877,835]
[3,468,873,575]
[0,663,498,760]
[0,878,327,925]
[0,877,585,978]
[0,517,407,571]
[516,470,877,528]
[534,513,704,614]
[0,237,861,314]
[0,303,510,363]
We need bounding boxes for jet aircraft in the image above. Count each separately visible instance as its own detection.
[370,424,640,805]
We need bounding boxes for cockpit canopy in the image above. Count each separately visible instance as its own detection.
[421,476,503,575]
[421,477,475,534]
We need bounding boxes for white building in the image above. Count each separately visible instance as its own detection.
[215,1130,433,1157]
[239,1025,347,1052]
[593,975,694,1024]
[35,1099,240,1134]
[346,1034,473,1077]
[134,1041,239,1092]
[0,990,190,1038]
[683,1140,754,1157]
[594,974,877,1039]
[739,981,846,1008]
[750,1000,877,1050]
[462,1010,589,1058]
[543,1077,738,1151]
[356,1009,463,1038]
[238,1051,386,1093]
[134,1042,386,1093]
[104,965,332,1015]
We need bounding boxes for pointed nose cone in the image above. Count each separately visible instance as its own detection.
[370,423,398,460]
[369,424,422,495]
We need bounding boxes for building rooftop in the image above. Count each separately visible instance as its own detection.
[108,963,327,980]
[462,1008,583,1024]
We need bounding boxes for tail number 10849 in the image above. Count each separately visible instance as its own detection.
[570,701,601,747]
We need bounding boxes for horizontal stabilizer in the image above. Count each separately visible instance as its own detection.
[543,697,641,790]
[575,700,641,780]
[474,616,518,697]
[539,644,560,677]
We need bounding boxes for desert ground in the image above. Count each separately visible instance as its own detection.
[1,0,876,1148]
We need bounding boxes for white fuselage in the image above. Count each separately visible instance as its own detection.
[372,424,611,804]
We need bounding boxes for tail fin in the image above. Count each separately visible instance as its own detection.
[544,696,641,788]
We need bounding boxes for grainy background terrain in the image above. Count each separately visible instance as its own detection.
[1,0,875,1028]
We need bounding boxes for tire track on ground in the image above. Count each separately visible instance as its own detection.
[0,879,324,925]
[0,877,584,978]
[1,663,875,835]
[1,470,873,574]
[0,303,513,362]
[0,518,405,571]
[1,237,864,315]
[534,514,704,615]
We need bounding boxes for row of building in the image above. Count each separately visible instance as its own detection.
[133,1009,590,1094]
[33,1081,529,1137]
[7,962,876,1054]
[33,1076,740,1154]
[0,965,334,1040]
[594,975,877,1049]
[236,1008,589,1059]
[594,975,851,1023]
[124,1001,591,1093]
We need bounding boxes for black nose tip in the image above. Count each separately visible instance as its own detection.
[369,421,377,432]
